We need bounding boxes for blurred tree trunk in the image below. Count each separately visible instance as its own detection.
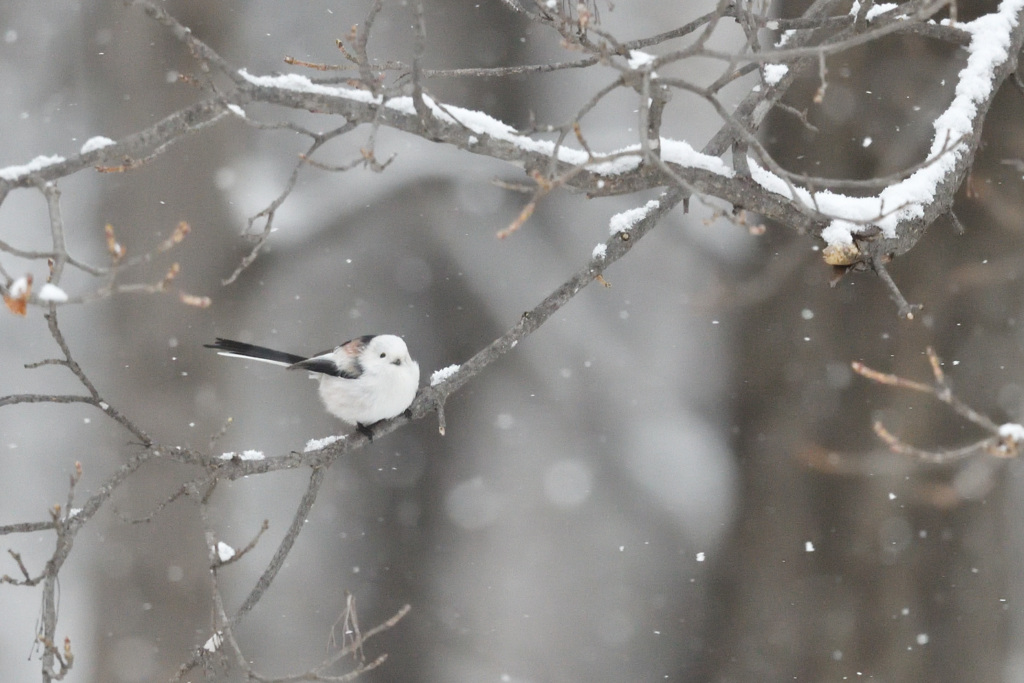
[694,2,1024,681]
[82,2,243,678]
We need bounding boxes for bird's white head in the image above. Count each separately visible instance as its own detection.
[360,334,418,377]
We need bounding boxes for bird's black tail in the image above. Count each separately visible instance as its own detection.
[205,338,306,366]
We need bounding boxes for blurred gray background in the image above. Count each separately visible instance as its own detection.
[2,1,1024,681]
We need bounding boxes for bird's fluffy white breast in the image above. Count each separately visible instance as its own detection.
[316,359,419,425]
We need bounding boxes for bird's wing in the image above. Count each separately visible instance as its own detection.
[290,355,359,379]
[288,335,375,379]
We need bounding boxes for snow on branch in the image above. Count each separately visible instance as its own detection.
[1,1,1012,285]
[753,1,1024,260]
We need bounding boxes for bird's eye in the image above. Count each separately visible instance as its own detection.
[380,352,387,359]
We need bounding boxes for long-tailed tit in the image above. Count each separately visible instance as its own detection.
[205,334,419,439]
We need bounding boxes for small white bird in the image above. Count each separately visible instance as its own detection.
[206,334,420,439]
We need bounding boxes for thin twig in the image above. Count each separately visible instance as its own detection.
[852,347,1015,464]
[869,255,921,320]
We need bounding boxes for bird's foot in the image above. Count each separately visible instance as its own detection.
[356,422,375,441]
